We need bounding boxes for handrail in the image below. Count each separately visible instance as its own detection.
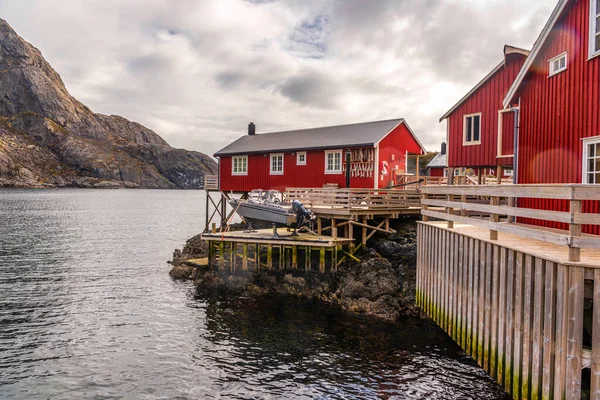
[286,187,422,210]
[420,184,600,262]
[204,175,218,190]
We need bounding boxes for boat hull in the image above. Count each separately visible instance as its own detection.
[230,199,296,226]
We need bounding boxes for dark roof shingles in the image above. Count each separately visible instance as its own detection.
[214,118,405,156]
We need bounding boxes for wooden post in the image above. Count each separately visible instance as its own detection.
[332,219,337,239]
[317,217,322,235]
[508,197,515,223]
[447,194,454,229]
[279,245,284,270]
[490,196,499,240]
[461,194,467,217]
[569,200,582,262]
[267,244,273,269]
[362,217,368,246]
[348,222,354,250]
[292,246,298,269]
[448,168,455,185]
[385,218,390,232]
[319,247,325,273]
[496,165,502,184]
[477,168,483,185]
[211,223,216,234]
[242,244,248,271]
[305,246,311,271]
[422,193,429,222]
[208,241,214,267]
[219,242,224,270]
[230,242,235,272]
[255,244,260,272]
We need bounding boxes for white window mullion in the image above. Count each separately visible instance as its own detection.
[590,0,600,57]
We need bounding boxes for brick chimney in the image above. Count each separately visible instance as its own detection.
[248,122,256,135]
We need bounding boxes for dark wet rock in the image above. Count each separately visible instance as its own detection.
[0,18,217,188]
[169,264,196,280]
[170,219,423,321]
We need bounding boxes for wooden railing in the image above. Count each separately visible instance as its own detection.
[286,188,422,210]
[420,184,600,262]
[204,175,218,190]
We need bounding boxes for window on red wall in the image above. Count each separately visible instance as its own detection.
[270,153,283,175]
[583,138,600,183]
[463,113,481,145]
[232,156,248,175]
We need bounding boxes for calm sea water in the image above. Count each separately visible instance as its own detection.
[0,189,509,399]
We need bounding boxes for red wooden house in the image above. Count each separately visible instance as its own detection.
[502,0,600,233]
[439,45,530,177]
[427,142,447,177]
[214,119,426,192]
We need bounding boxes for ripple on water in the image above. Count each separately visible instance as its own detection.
[0,189,510,399]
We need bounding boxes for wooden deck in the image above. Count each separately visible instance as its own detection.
[417,184,600,399]
[201,228,353,247]
[286,187,422,218]
[422,221,600,268]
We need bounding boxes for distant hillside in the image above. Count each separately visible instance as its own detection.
[0,18,217,188]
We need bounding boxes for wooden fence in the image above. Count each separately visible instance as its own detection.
[204,175,218,190]
[417,222,599,399]
[286,188,422,212]
[420,184,600,262]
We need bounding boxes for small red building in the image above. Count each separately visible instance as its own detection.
[440,45,529,175]
[214,119,426,192]
[426,142,447,177]
[502,0,600,233]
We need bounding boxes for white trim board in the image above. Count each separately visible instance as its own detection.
[503,0,570,109]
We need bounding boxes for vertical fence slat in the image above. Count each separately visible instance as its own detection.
[554,264,569,399]
[497,247,507,387]
[566,267,584,399]
[478,241,486,367]
[491,244,500,380]
[466,237,474,356]
[457,234,464,346]
[531,257,544,399]
[592,269,600,399]
[505,250,515,393]
[542,261,556,399]
[521,255,533,400]
[484,242,492,373]
[473,236,480,361]
[513,252,524,397]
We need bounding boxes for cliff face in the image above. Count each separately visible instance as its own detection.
[0,19,217,189]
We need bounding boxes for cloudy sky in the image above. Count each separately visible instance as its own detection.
[0,0,555,157]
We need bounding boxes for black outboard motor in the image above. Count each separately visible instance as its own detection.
[292,199,315,227]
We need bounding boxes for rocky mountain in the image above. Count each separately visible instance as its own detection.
[0,19,217,189]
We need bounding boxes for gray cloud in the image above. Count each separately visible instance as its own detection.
[0,0,556,156]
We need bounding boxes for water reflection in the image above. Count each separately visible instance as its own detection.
[0,189,508,399]
[195,293,511,399]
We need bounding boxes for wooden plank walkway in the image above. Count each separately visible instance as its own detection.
[201,229,352,247]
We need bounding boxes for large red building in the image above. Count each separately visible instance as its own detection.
[503,0,600,233]
[214,119,426,192]
[440,45,529,175]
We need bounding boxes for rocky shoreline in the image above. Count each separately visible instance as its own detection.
[169,218,424,321]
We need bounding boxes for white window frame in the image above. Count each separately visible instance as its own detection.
[582,136,600,183]
[548,52,568,77]
[463,112,482,146]
[270,153,284,175]
[296,151,307,166]
[590,0,600,59]
[232,155,248,176]
[325,150,343,174]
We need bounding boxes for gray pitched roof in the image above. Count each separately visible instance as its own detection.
[427,152,447,169]
[215,118,424,157]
